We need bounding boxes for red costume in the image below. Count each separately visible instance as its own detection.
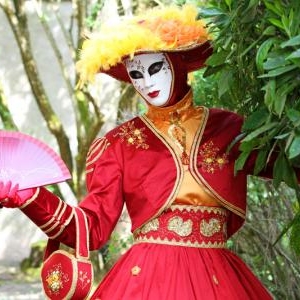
[19,90,273,299]
[0,4,276,299]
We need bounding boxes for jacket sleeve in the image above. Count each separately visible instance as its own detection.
[20,136,125,251]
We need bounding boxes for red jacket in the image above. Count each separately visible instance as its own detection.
[20,105,261,250]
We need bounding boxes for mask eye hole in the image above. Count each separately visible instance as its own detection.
[148,61,163,76]
[129,70,143,79]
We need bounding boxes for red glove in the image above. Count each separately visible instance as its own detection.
[0,181,36,208]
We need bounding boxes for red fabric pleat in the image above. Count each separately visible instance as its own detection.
[91,243,273,300]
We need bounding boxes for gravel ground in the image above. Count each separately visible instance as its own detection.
[0,261,44,300]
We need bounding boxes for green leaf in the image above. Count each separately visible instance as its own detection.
[226,133,246,153]
[264,1,283,16]
[242,122,279,142]
[241,0,258,23]
[218,71,232,97]
[263,56,287,70]
[259,65,297,77]
[288,135,300,159]
[281,15,291,37]
[242,108,269,131]
[225,0,232,9]
[274,79,299,116]
[198,8,224,18]
[234,151,251,174]
[274,132,290,140]
[281,34,300,48]
[287,108,300,126]
[253,148,268,175]
[239,139,258,152]
[273,151,285,187]
[203,65,225,77]
[256,38,276,73]
[262,26,276,36]
[206,51,229,66]
[273,213,299,246]
[268,18,285,30]
[273,150,298,189]
[286,49,300,59]
[263,80,276,110]
[274,90,287,117]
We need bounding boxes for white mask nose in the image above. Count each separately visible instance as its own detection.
[143,74,154,89]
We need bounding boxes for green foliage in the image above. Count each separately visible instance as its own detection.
[197,0,300,255]
[231,177,300,298]
[85,1,105,30]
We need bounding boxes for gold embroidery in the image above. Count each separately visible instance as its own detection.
[140,218,159,234]
[167,216,192,237]
[200,218,221,237]
[45,263,69,294]
[114,121,149,149]
[167,111,189,164]
[133,205,227,248]
[131,265,141,276]
[198,141,228,173]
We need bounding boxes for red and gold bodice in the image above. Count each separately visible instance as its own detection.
[21,90,257,251]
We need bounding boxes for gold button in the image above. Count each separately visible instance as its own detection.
[131,265,141,276]
[212,274,219,285]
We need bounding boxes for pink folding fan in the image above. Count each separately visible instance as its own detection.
[0,131,71,190]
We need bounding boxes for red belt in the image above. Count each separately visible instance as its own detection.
[134,205,228,248]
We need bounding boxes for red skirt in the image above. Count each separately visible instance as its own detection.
[91,206,273,300]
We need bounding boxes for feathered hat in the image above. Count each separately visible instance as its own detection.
[76,4,212,84]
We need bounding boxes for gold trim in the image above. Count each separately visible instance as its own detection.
[57,201,67,222]
[42,201,67,233]
[134,236,226,248]
[169,204,227,215]
[40,216,55,231]
[48,209,74,239]
[44,220,60,234]
[40,200,63,230]
[139,115,183,229]
[43,202,67,234]
[86,137,110,167]
[76,207,91,260]
[19,188,40,209]
[85,168,93,174]
[189,108,246,219]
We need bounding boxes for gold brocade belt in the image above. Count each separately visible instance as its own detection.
[133,205,228,248]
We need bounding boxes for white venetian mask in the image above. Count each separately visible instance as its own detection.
[124,53,173,107]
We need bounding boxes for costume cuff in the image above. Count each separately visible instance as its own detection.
[19,188,40,209]
[20,187,74,239]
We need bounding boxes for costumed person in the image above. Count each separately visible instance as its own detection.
[0,4,275,299]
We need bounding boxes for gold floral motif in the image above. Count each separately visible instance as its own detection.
[45,263,69,294]
[200,218,221,237]
[167,216,192,237]
[114,121,149,149]
[198,141,228,173]
[131,265,141,276]
[140,218,159,234]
